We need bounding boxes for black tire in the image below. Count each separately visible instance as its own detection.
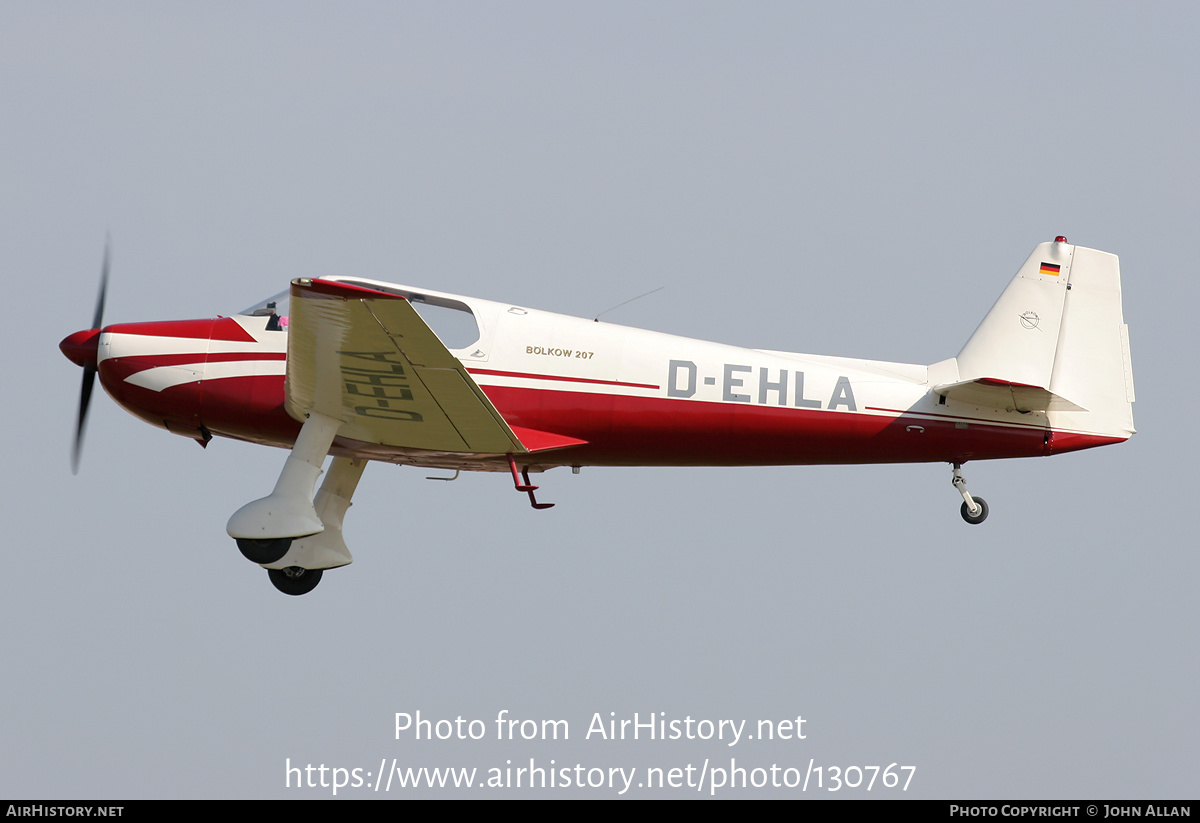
[236,537,293,565]
[960,497,989,525]
[268,566,323,596]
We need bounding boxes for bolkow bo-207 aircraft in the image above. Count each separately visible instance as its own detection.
[61,236,1135,595]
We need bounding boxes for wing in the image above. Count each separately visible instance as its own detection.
[285,278,527,454]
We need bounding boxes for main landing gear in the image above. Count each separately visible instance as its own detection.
[236,537,293,565]
[951,462,988,525]
[268,566,323,596]
[227,411,370,595]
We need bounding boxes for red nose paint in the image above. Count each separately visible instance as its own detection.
[59,328,101,368]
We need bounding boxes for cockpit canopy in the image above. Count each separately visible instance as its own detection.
[236,290,290,328]
[236,282,481,350]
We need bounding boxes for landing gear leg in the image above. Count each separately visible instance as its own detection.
[273,457,368,570]
[951,462,988,525]
[226,411,342,547]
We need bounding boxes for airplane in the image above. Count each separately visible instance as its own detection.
[60,236,1136,595]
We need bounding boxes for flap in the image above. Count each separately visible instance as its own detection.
[286,278,527,454]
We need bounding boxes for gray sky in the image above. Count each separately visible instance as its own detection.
[2,1,1196,798]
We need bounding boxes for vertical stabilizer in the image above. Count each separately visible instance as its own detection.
[956,240,1073,389]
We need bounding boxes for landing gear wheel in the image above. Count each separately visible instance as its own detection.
[268,566,323,596]
[960,497,989,525]
[237,537,293,565]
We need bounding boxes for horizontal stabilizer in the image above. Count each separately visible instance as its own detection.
[934,378,1086,413]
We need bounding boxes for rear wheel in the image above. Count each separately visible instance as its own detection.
[960,497,989,525]
[268,566,323,596]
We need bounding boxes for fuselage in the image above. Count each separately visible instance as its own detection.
[84,278,1120,471]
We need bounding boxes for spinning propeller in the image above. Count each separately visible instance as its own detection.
[59,240,110,474]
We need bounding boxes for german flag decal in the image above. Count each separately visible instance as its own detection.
[1039,262,1061,276]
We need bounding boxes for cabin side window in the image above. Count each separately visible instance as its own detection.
[408,295,480,350]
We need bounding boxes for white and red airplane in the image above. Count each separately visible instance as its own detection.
[61,236,1135,595]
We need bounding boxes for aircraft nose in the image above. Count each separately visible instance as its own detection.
[60,328,101,369]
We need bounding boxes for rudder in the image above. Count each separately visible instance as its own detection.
[1046,244,1136,443]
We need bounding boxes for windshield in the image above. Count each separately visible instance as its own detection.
[238,290,291,330]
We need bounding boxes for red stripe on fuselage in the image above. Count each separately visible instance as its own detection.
[479,385,1049,466]
[467,367,659,390]
[103,352,285,373]
[102,317,256,342]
